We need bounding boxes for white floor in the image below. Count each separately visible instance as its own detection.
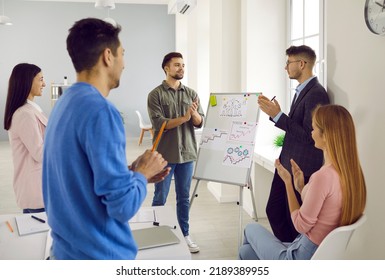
[0,137,271,260]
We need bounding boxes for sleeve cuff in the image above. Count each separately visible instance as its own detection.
[272,111,283,123]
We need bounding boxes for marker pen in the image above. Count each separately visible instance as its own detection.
[31,215,46,223]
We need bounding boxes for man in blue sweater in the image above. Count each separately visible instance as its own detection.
[42,18,169,259]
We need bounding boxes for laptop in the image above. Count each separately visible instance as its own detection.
[132,226,180,250]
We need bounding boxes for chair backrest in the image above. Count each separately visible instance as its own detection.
[311,214,367,260]
[135,110,152,129]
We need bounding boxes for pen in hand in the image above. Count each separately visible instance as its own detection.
[31,215,46,223]
[151,121,167,152]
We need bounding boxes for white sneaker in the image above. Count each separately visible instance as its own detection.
[184,235,200,253]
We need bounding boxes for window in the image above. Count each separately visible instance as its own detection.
[288,0,325,108]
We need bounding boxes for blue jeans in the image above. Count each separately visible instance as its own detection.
[239,223,318,260]
[152,161,193,236]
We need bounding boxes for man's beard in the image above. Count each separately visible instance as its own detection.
[171,73,184,80]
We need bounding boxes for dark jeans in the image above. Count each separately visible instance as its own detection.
[23,208,45,214]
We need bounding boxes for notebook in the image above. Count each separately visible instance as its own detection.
[15,213,50,236]
[132,226,180,250]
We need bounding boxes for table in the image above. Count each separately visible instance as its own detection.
[250,145,281,218]
[0,205,190,260]
[0,213,50,260]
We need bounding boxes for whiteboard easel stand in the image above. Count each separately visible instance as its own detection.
[189,175,258,249]
[191,92,261,249]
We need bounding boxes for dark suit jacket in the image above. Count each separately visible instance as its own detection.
[273,77,330,176]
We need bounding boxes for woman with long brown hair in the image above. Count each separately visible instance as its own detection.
[3,63,47,213]
[239,104,366,260]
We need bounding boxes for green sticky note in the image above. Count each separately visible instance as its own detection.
[210,95,217,107]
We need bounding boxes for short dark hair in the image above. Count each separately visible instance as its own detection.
[286,45,316,64]
[161,52,183,71]
[4,63,41,130]
[66,18,122,72]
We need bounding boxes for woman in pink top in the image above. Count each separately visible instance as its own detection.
[3,63,47,213]
[239,104,367,260]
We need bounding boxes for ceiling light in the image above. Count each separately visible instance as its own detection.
[95,0,117,27]
[0,0,12,25]
[95,0,115,10]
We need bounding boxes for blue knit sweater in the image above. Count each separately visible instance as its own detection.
[43,83,147,259]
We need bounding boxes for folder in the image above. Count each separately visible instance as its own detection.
[132,226,180,250]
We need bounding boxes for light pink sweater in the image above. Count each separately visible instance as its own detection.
[8,103,47,209]
[291,164,342,245]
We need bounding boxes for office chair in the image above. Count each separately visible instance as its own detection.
[135,110,154,145]
[311,213,367,260]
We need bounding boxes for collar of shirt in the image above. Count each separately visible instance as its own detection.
[161,80,186,91]
[26,99,43,113]
[296,76,316,96]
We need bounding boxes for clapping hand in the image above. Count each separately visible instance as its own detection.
[275,159,292,184]
[290,159,304,193]
[275,159,305,193]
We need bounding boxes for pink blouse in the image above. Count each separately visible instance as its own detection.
[8,103,47,209]
[291,164,342,245]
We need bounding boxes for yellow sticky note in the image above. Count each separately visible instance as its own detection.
[210,95,217,107]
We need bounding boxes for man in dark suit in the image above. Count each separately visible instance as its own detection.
[258,45,330,242]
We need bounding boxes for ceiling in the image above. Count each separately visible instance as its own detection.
[23,0,169,4]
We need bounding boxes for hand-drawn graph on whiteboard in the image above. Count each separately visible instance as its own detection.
[228,121,257,144]
[199,128,228,151]
[223,144,253,168]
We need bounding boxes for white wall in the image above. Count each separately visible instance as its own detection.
[175,0,210,113]
[240,0,287,218]
[326,0,385,259]
[241,0,287,147]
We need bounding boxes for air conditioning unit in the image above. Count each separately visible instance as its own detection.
[168,0,197,15]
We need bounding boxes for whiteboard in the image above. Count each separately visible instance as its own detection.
[194,92,260,186]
